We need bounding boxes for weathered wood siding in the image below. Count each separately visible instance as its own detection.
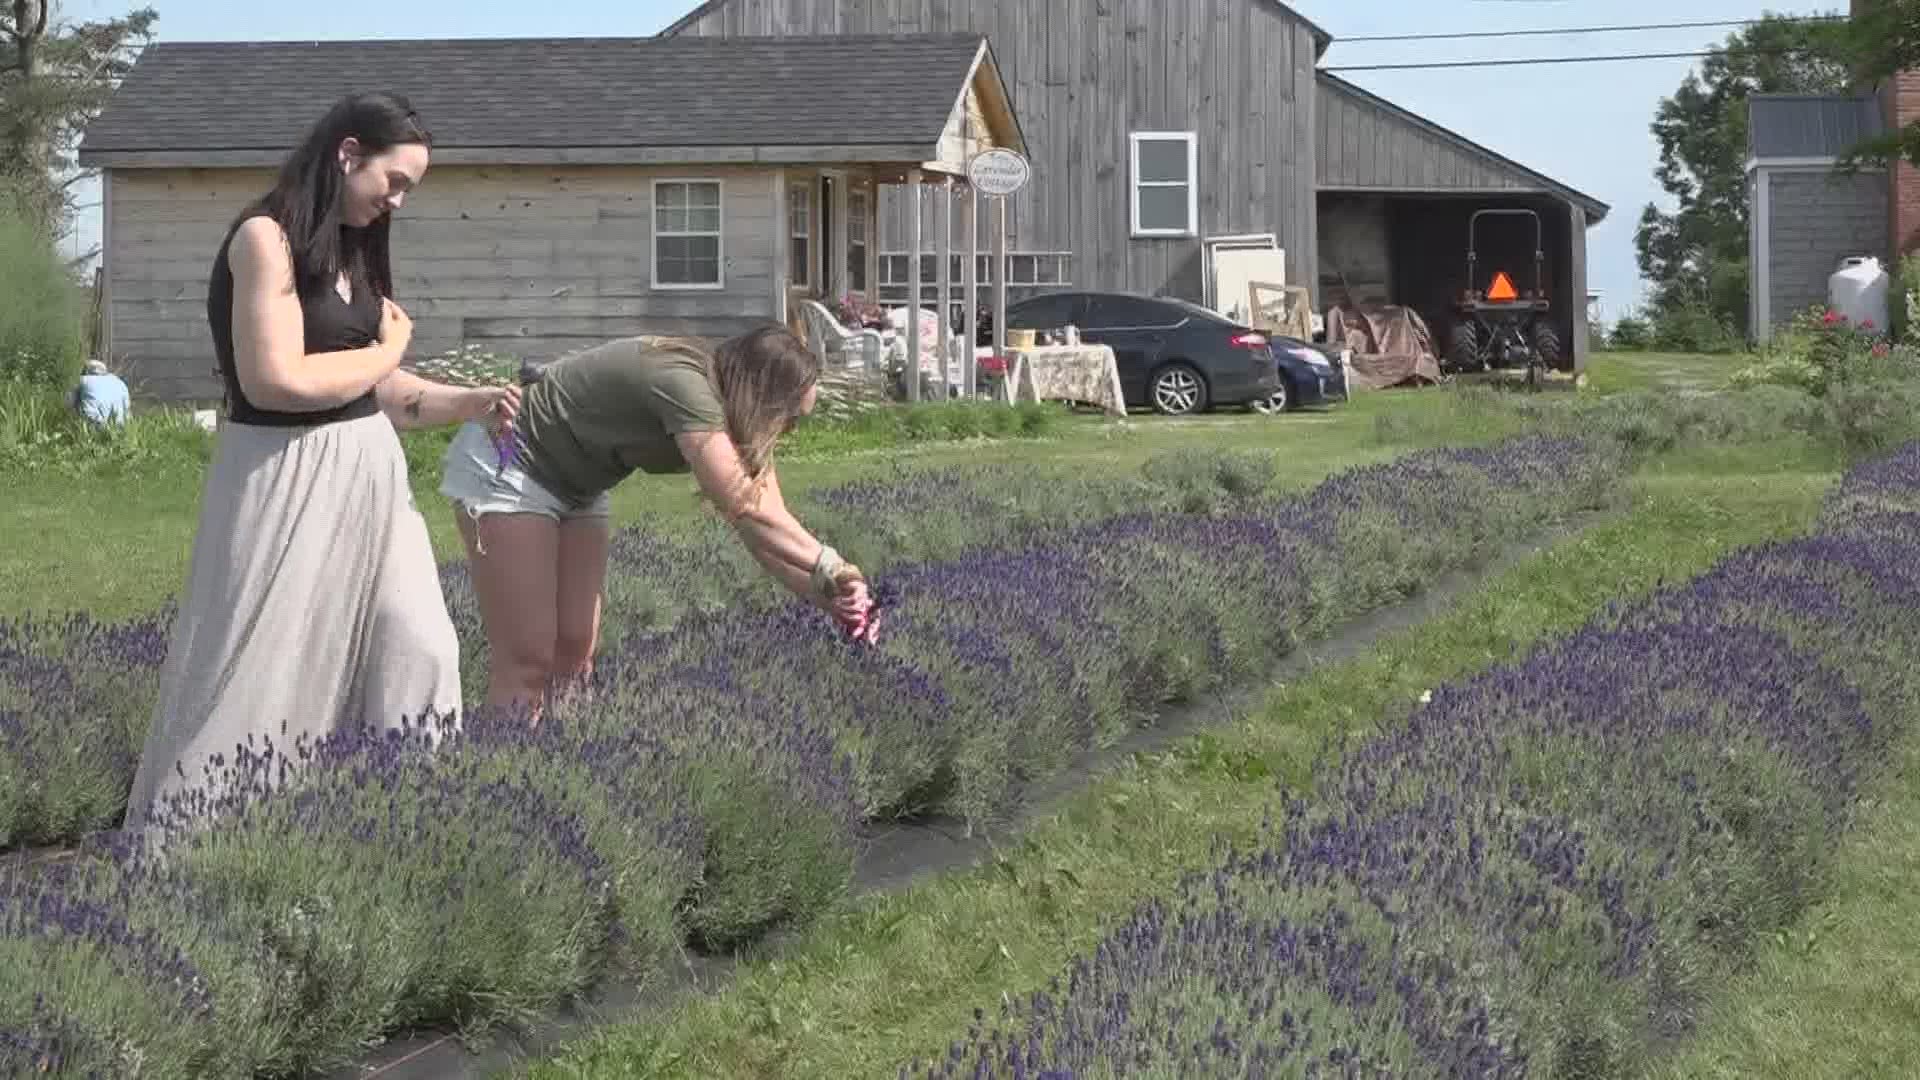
[106,164,776,400]
[670,0,1321,302]
[1316,75,1533,193]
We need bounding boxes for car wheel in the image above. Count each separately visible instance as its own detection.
[1248,378,1291,415]
[1150,363,1208,416]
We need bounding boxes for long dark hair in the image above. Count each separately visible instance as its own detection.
[244,92,431,300]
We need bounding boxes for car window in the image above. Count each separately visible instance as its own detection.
[1005,294,1083,329]
[1081,295,1182,329]
[1159,297,1238,327]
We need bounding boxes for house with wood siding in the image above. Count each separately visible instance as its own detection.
[76,34,1022,400]
[663,0,1608,371]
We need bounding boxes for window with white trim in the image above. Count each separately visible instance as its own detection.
[1129,132,1197,237]
[653,179,724,289]
[788,183,811,288]
[847,189,870,293]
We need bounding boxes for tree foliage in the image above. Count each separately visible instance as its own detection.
[0,0,157,240]
[1841,0,1920,168]
[1635,12,1851,338]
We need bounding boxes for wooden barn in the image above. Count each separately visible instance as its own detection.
[76,34,1023,401]
[663,0,1609,370]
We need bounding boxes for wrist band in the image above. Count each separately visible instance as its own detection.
[811,545,845,600]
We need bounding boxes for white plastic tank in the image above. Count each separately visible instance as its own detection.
[1829,256,1891,332]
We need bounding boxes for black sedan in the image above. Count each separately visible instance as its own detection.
[999,290,1295,416]
[1260,336,1348,413]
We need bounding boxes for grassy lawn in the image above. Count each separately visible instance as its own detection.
[519,439,1836,1080]
[1582,349,1748,394]
[0,389,1516,620]
[1652,743,1920,1079]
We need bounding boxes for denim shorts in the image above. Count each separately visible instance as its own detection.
[438,421,610,522]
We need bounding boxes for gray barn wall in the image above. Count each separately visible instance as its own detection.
[1762,167,1888,332]
[668,0,1322,301]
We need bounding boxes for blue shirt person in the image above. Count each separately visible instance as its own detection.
[72,360,130,427]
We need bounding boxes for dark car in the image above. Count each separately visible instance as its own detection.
[999,291,1297,416]
[1261,335,1348,413]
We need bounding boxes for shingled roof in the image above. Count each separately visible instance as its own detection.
[79,34,1002,166]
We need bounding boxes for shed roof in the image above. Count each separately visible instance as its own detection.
[1316,74,1610,222]
[78,34,1012,167]
[1748,94,1883,163]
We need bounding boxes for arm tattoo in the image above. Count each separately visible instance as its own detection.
[404,391,423,421]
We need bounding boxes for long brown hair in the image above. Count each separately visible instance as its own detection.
[244,92,431,300]
[644,325,821,510]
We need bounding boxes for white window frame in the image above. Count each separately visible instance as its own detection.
[1129,131,1198,238]
[847,188,870,293]
[652,178,726,291]
[788,182,812,288]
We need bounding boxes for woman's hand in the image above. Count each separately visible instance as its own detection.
[458,383,523,426]
[378,298,415,361]
[826,564,876,641]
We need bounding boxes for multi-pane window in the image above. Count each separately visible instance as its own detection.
[1129,132,1198,237]
[788,183,811,287]
[653,180,723,288]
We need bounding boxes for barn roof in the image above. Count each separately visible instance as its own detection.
[78,34,1014,168]
[655,0,1335,56]
[1747,94,1883,164]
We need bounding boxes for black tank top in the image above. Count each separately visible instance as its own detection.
[208,212,382,427]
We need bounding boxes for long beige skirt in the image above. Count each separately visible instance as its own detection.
[123,411,462,829]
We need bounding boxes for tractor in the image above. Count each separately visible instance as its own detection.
[1442,208,1562,390]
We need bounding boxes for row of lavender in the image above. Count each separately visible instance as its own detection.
[0,437,1621,1078]
[906,441,1920,1078]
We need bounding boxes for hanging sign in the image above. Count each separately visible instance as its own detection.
[966,148,1031,197]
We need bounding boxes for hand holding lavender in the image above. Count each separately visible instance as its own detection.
[406,344,527,470]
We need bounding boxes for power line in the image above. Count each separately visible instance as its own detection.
[1337,16,1843,44]
[1324,48,1824,73]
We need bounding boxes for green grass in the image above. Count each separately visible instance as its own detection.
[0,389,1518,619]
[1651,742,1920,1079]
[519,443,1835,1080]
[1583,350,1748,395]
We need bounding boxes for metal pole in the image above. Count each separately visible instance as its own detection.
[935,177,954,400]
[963,183,979,399]
[993,195,1008,391]
[906,171,923,403]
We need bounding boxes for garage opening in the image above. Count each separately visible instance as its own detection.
[1317,191,1577,362]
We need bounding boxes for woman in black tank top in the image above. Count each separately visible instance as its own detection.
[124,94,519,832]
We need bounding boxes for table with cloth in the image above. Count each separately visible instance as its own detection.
[1003,344,1126,416]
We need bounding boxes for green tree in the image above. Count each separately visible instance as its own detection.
[1635,12,1851,338]
[0,0,157,241]
[1840,0,1920,168]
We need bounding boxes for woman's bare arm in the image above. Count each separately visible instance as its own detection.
[677,429,825,601]
[374,368,520,430]
[228,216,404,411]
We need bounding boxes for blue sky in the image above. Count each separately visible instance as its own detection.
[61,0,1830,325]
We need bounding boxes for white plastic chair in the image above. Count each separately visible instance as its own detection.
[799,300,884,370]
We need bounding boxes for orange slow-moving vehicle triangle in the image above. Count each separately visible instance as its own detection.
[1485,271,1519,302]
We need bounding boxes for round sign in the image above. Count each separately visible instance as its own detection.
[967,148,1031,197]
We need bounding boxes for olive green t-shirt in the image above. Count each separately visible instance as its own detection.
[515,337,726,503]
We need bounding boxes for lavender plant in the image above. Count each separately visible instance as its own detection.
[906,440,1920,1080]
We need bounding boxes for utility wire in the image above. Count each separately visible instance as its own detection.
[1324,47,1826,73]
[1338,15,1843,44]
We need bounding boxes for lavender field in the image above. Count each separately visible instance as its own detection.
[905,441,1920,1079]
[0,432,1627,1078]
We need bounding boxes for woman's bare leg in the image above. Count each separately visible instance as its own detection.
[455,510,559,714]
[552,517,610,701]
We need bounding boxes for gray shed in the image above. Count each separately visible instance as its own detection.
[78,34,1026,400]
[1745,93,1888,340]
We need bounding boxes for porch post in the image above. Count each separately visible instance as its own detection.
[832,173,852,299]
[906,169,924,403]
[963,181,980,399]
[935,177,954,399]
[993,193,1008,361]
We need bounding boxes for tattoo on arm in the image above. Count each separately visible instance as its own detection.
[403,391,423,421]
